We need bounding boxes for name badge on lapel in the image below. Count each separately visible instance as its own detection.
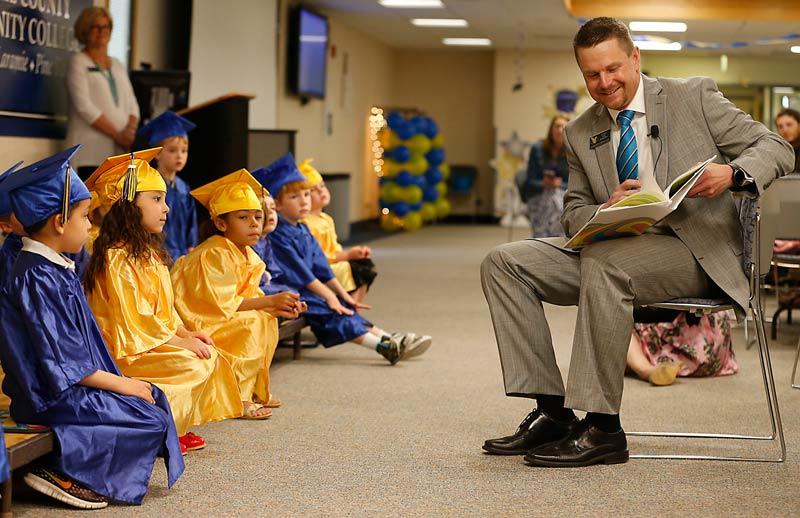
[589,130,611,150]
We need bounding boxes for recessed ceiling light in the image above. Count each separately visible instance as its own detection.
[443,38,491,46]
[412,18,468,27]
[636,40,682,51]
[379,0,443,8]
[630,21,687,33]
[792,46,800,53]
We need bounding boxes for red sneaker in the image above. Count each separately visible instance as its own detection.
[179,432,206,451]
[180,442,188,456]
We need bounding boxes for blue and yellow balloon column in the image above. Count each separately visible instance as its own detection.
[377,112,450,231]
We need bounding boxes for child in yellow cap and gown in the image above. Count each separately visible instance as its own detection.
[83,149,243,453]
[171,170,305,418]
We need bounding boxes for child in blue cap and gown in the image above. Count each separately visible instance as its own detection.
[252,154,432,364]
[0,146,184,509]
[138,111,198,260]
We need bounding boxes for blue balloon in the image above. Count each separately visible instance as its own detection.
[395,120,414,140]
[395,171,414,186]
[410,115,428,135]
[379,176,389,185]
[426,148,445,167]
[413,175,428,189]
[393,202,410,217]
[452,175,473,193]
[423,118,438,138]
[390,145,410,163]
[425,168,443,185]
[386,112,404,130]
[423,186,439,202]
[379,198,389,208]
[409,202,423,211]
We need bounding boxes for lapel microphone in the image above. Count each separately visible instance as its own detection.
[648,124,663,172]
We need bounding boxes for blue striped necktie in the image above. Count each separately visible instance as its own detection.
[616,109,638,182]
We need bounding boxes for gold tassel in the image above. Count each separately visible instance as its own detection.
[121,152,138,202]
[62,163,72,222]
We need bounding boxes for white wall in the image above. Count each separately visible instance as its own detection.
[189,0,278,129]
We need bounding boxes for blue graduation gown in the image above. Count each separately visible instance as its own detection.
[0,433,8,483]
[269,217,371,347]
[0,234,88,285]
[252,236,292,294]
[0,251,184,504]
[164,176,198,260]
[0,233,22,288]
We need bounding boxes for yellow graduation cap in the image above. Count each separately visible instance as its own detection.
[298,158,322,187]
[84,148,166,209]
[190,169,264,217]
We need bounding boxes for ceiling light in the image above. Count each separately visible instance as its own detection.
[379,0,443,8]
[630,21,687,33]
[792,46,800,53]
[443,38,491,46]
[412,18,468,27]
[636,40,682,51]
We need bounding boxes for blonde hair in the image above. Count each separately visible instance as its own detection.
[278,180,310,197]
[74,7,113,46]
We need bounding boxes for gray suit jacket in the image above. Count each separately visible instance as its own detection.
[560,75,795,311]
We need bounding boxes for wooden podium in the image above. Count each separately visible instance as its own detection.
[177,92,254,188]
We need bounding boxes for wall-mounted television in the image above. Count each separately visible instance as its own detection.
[288,6,329,100]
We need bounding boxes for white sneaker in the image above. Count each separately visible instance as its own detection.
[393,333,432,360]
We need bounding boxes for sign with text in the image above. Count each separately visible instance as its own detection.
[0,0,92,137]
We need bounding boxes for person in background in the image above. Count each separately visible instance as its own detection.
[66,7,140,177]
[300,158,377,303]
[626,310,737,386]
[775,108,800,174]
[138,111,199,260]
[522,114,570,237]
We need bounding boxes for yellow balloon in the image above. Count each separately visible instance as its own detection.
[407,134,431,155]
[404,185,423,204]
[403,211,423,232]
[431,133,444,149]
[380,183,398,202]
[378,130,392,149]
[383,160,400,178]
[439,163,450,179]
[437,182,448,198]
[420,202,436,222]
[435,198,451,218]
[407,155,428,175]
[380,213,400,231]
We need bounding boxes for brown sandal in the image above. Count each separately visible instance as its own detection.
[237,402,272,420]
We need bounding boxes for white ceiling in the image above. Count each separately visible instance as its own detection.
[299,0,800,55]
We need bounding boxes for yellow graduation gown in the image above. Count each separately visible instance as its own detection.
[171,236,279,404]
[87,248,242,435]
[302,212,355,291]
[85,225,99,254]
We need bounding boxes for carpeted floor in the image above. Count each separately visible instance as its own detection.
[11,225,800,516]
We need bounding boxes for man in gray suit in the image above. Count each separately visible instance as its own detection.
[480,17,794,467]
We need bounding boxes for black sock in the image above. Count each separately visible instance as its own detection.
[585,412,621,432]
[535,394,576,422]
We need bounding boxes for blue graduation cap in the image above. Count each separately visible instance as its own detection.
[138,110,196,147]
[0,146,90,227]
[251,153,306,198]
[0,161,24,217]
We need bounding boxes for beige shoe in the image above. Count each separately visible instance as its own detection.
[648,361,682,386]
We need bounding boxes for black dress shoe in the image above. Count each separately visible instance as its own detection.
[482,409,578,456]
[524,421,628,467]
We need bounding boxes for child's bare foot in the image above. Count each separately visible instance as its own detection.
[238,402,272,420]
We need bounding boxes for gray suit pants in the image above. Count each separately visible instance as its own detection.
[480,234,710,414]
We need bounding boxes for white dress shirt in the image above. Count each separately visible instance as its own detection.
[607,75,660,193]
[21,237,75,271]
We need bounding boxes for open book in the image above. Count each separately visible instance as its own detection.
[564,156,716,249]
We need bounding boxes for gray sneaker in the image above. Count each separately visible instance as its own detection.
[400,333,432,359]
[377,336,405,365]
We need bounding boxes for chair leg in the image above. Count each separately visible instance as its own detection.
[789,308,793,325]
[293,331,301,360]
[629,302,786,462]
[792,335,800,390]
[1,477,11,518]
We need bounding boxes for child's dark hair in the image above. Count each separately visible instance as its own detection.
[22,201,85,237]
[198,214,227,243]
[84,196,171,292]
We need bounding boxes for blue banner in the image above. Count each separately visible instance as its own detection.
[0,0,92,138]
